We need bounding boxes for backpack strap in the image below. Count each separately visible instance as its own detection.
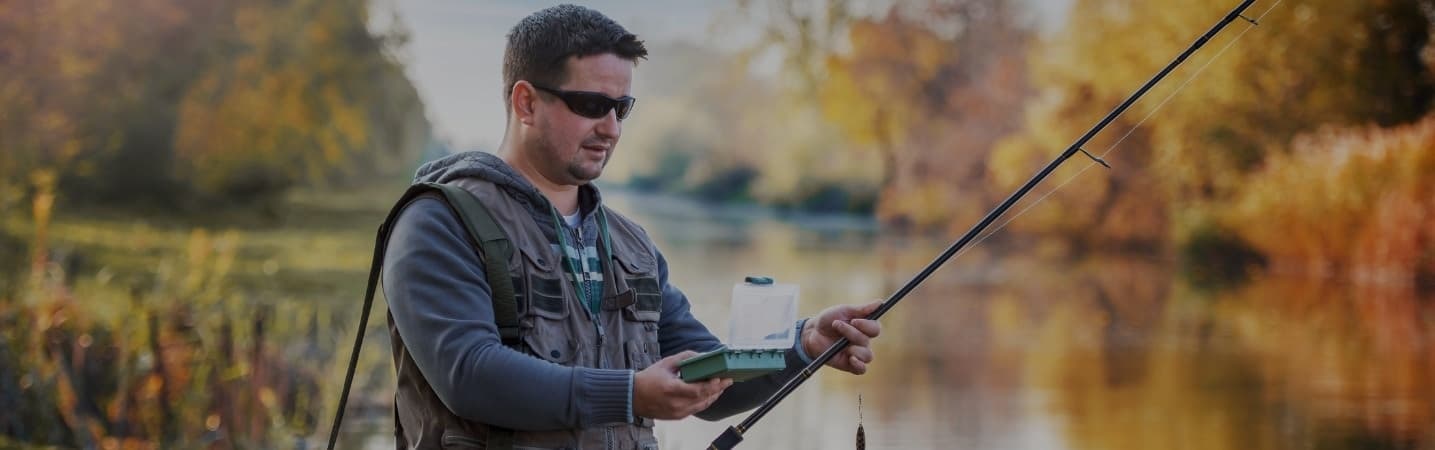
[327,182,519,450]
[424,182,521,342]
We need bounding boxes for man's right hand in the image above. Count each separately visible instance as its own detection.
[633,350,733,420]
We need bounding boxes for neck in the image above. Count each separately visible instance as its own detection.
[499,138,580,216]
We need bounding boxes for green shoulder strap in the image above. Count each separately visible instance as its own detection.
[327,182,519,450]
[425,182,521,340]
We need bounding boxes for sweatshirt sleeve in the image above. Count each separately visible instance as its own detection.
[383,197,632,430]
[653,248,724,357]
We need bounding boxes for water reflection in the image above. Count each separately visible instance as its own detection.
[611,190,1434,450]
[1,189,1431,449]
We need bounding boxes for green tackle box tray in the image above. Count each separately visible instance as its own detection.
[678,347,787,382]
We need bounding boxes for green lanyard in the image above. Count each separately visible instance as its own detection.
[550,206,613,315]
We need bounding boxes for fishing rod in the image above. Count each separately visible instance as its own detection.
[708,1,1259,448]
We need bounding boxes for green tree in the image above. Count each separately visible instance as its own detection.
[173,0,425,201]
[0,0,428,209]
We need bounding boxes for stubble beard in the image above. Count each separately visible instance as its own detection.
[567,150,609,183]
[535,132,608,185]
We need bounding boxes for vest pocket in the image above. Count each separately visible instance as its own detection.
[524,333,577,365]
[624,340,659,370]
[519,245,567,321]
[526,275,568,320]
[611,249,661,323]
[616,275,660,323]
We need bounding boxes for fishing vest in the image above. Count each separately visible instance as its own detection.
[389,178,663,450]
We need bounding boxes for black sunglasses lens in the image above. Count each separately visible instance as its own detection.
[564,93,612,119]
[614,98,634,120]
[542,86,634,120]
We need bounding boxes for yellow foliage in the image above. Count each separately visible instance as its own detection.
[821,18,953,150]
[990,0,1431,257]
[876,181,959,229]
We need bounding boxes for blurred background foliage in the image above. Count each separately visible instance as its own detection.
[614,0,1434,286]
[2,0,1433,448]
[2,0,422,446]
[0,0,427,212]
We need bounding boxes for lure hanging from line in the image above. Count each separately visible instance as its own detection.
[855,394,865,450]
[707,1,1271,448]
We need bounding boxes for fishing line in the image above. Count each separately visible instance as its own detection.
[708,1,1274,447]
[953,0,1285,259]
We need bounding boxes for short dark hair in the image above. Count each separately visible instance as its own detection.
[503,4,647,112]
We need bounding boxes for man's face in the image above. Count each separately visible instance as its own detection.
[528,53,632,186]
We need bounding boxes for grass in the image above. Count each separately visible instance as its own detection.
[0,183,404,448]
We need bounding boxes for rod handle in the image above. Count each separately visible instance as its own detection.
[708,426,744,450]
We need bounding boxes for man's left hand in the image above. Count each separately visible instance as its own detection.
[800,300,883,375]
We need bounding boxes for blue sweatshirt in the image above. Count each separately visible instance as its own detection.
[382,151,813,430]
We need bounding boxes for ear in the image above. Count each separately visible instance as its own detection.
[511,81,539,126]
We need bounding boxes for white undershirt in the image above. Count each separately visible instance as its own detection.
[563,211,581,229]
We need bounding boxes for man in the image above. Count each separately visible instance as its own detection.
[382,4,882,449]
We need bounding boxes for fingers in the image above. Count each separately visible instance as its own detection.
[702,378,731,400]
[679,377,731,416]
[855,300,883,316]
[849,318,881,339]
[833,320,871,347]
[832,337,875,375]
[663,350,699,365]
[700,380,730,407]
[844,345,874,365]
[847,355,868,375]
[823,300,883,325]
[656,350,699,372]
[695,377,727,398]
[810,301,884,376]
[675,376,730,400]
[690,387,723,416]
[635,359,733,419]
[830,315,879,375]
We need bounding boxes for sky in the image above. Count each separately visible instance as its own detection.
[384,0,1073,151]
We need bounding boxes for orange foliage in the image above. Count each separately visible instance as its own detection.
[1229,116,1435,286]
[819,2,1031,230]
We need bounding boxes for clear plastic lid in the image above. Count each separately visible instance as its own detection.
[727,277,799,349]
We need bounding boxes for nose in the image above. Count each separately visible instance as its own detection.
[594,109,621,139]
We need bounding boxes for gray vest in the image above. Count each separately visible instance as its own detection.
[389,179,663,450]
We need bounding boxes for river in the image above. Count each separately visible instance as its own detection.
[4,187,1428,450]
[589,190,1432,450]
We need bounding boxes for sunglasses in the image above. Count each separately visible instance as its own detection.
[531,84,636,121]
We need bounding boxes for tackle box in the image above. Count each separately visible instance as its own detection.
[679,276,799,382]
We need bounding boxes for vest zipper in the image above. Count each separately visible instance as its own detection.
[572,213,624,449]
[574,225,583,264]
[576,225,604,369]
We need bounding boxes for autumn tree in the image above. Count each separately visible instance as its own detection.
[989,0,1433,254]
[173,0,426,202]
[0,0,428,210]
[820,0,1030,229]
[714,0,1031,223]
